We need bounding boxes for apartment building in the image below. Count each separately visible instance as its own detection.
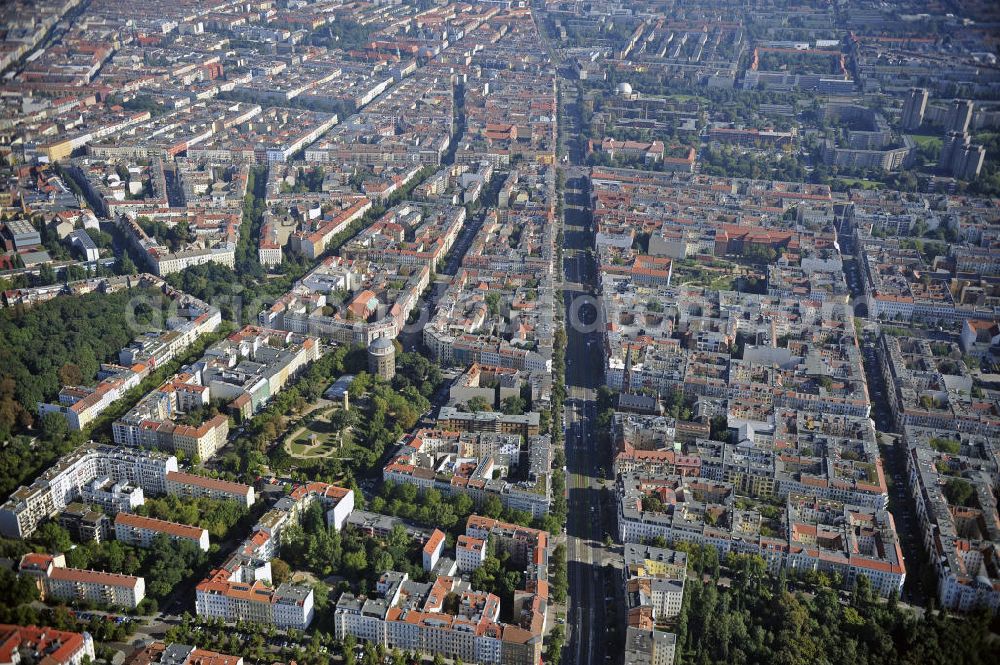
[195,570,314,630]
[0,623,96,665]
[194,481,354,628]
[165,471,255,508]
[436,407,540,437]
[0,445,178,539]
[19,553,145,610]
[114,513,210,552]
[624,627,677,665]
[623,544,687,625]
[422,529,446,572]
[288,196,372,260]
[37,367,144,432]
[59,503,111,544]
[79,477,144,515]
[125,642,243,665]
[594,138,666,164]
[456,535,488,573]
[616,474,906,597]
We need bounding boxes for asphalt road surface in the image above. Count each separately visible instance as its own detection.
[560,166,616,665]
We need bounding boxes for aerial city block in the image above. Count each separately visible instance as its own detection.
[0,1,998,665]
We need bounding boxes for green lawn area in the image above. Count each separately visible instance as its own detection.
[675,267,736,291]
[664,93,708,104]
[833,177,885,190]
[908,134,943,150]
[708,275,736,290]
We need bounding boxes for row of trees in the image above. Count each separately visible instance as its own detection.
[164,615,439,665]
[542,274,569,665]
[547,323,568,532]
[371,481,476,534]
[137,216,196,252]
[550,542,568,604]
[166,614,337,665]
[966,130,1000,196]
[136,494,249,539]
[309,19,373,50]
[462,394,529,415]
[370,479,553,536]
[0,587,135,651]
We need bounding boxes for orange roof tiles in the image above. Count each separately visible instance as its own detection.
[114,512,206,541]
[424,529,446,556]
[0,624,89,664]
[166,471,251,496]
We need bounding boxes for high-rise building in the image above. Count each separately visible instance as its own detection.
[939,132,986,180]
[939,132,970,171]
[953,144,986,180]
[902,88,928,131]
[946,99,974,134]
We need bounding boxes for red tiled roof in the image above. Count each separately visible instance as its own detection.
[0,624,89,664]
[167,471,252,496]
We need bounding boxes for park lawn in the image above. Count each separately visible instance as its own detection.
[908,134,943,150]
[834,177,885,190]
[664,93,709,104]
[288,420,354,459]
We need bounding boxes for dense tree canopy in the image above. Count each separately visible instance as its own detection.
[280,502,425,593]
[0,287,161,435]
[136,495,249,539]
[675,551,1000,665]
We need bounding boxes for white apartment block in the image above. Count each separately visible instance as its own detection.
[165,471,256,508]
[196,571,315,629]
[456,535,487,573]
[0,445,178,539]
[0,623,96,665]
[422,529,445,572]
